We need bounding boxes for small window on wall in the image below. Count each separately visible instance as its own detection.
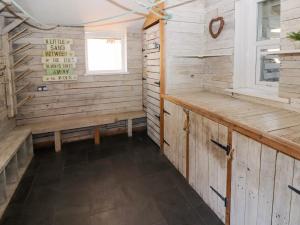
[255,0,280,87]
[85,31,127,75]
[234,0,281,90]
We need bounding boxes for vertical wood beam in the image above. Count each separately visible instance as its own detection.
[225,128,233,225]
[2,33,17,117]
[127,119,133,137]
[94,127,100,145]
[184,109,190,181]
[54,131,61,152]
[159,18,165,154]
[0,171,6,204]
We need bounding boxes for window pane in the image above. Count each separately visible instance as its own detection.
[257,0,280,41]
[87,38,122,72]
[258,48,280,82]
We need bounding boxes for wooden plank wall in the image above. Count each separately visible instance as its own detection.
[201,0,235,93]
[164,0,205,94]
[0,16,16,140]
[10,24,145,142]
[164,0,234,95]
[14,25,143,125]
[279,0,300,100]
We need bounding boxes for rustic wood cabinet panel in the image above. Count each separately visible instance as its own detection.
[163,100,187,177]
[189,112,228,222]
[163,100,178,166]
[231,132,300,225]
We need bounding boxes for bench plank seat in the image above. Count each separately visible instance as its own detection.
[22,111,145,134]
[20,111,146,152]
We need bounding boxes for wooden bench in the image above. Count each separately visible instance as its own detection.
[22,111,146,152]
[0,128,33,217]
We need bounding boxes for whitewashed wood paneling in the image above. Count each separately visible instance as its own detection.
[11,25,143,127]
[231,131,300,225]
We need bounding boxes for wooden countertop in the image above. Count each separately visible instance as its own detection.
[162,91,300,160]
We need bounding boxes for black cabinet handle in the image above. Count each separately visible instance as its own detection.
[210,186,227,207]
[163,110,170,115]
[211,139,230,155]
[164,139,170,146]
[289,185,300,195]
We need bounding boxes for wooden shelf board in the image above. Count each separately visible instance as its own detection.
[175,53,232,58]
[266,49,300,55]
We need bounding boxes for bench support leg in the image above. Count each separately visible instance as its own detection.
[27,135,34,156]
[94,127,100,145]
[54,131,62,152]
[17,142,27,168]
[128,119,132,137]
[0,171,6,204]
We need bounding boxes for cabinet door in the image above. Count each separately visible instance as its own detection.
[177,107,187,177]
[231,132,300,225]
[163,100,188,177]
[205,118,228,223]
[163,100,178,165]
[189,113,228,223]
[272,153,299,225]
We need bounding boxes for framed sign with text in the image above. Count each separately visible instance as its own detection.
[42,38,77,81]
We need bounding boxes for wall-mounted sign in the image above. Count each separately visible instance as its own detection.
[42,38,77,81]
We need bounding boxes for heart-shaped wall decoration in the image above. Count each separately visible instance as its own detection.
[209,17,225,39]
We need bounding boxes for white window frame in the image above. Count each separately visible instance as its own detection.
[234,0,281,90]
[85,30,127,75]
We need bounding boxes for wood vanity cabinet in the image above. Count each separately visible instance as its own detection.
[164,100,228,223]
[189,112,228,223]
[163,99,300,225]
[230,132,300,225]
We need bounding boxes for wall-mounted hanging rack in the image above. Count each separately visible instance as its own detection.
[17,95,32,108]
[13,55,32,68]
[1,17,27,35]
[10,43,32,55]
[15,82,29,95]
[8,28,27,41]
[14,69,31,82]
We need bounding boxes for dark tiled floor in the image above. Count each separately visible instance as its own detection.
[0,131,223,225]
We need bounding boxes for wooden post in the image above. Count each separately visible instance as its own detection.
[159,18,165,154]
[94,127,100,145]
[225,128,233,225]
[2,33,17,117]
[0,171,6,204]
[183,109,190,181]
[54,131,61,152]
[127,119,132,137]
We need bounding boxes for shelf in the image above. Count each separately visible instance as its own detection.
[175,53,232,58]
[265,49,300,55]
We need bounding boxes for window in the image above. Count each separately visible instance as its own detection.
[85,31,127,74]
[234,0,281,89]
[256,0,280,86]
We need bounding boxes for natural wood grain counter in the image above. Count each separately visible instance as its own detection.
[162,91,300,160]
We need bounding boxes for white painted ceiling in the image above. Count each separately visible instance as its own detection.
[14,0,153,27]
